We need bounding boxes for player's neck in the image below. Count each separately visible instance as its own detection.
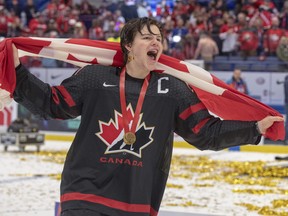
[125,63,150,79]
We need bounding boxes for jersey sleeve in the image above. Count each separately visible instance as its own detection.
[13,64,87,120]
[174,84,261,151]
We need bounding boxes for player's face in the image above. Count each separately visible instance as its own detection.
[127,25,163,73]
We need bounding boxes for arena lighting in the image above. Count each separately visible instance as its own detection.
[172,35,181,43]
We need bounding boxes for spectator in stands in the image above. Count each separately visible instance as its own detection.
[242,0,257,20]
[6,9,21,37]
[61,18,75,38]
[193,12,209,39]
[263,17,287,57]
[182,28,196,60]
[214,0,227,11]
[226,68,249,95]
[0,6,8,37]
[113,10,125,32]
[57,7,81,37]
[24,0,37,26]
[45,0,59,19]
[4,0,288,67]
[259,0,279,16]
[209,15,223,56]
[106,13,122,43]
[8,0,20,16]
[102,10,116,38]
[162,28,170,55]
[74,21,87,38]
[171,0,189,24]
[194,31,219,70]
[20,0,37,26]
[45,19,58,35]
[79,0,94,15]
[28,12,47,36]
[106,31,121,43]
[276,33,288,62]
[219,15,238,58]
[237,20,259,60]
[253,17,266,60]
[170,16,188,60]
[137,2,149,18]
[89,19,104,40]
[236,12,248,31]
[120,0,139,22]
[249,1,274,31]
[106,0,119,14]
[279,0,288,30]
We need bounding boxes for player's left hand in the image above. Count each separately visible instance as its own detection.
[257,116,284,135]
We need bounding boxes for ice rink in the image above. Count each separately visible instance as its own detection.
[0,140,287,216]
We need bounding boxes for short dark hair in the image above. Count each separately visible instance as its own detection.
[120,17,164,64]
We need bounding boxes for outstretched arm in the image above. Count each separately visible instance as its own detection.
[174,81,284,151]
[12,43,83,120]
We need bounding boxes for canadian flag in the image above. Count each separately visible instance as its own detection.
[0,37,284,140]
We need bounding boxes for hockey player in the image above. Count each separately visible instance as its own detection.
[12,17,283,216]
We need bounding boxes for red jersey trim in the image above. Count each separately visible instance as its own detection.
[54,86,76,107]
[51,87,60,105]
[61,192,158,216]
[179,103,206,120]
[192,117,210,134]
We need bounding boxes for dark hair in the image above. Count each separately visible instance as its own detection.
[120,17,164,64]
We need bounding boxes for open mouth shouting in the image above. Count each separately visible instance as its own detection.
[147,49,159,61]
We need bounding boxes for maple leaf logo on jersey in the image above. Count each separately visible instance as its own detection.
[95,104,154,158]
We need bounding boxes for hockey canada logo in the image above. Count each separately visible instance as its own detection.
[96,104,154,158]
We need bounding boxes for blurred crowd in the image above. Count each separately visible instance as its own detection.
[1,0,288,68]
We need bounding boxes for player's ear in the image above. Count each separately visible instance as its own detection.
[125,43,132,52]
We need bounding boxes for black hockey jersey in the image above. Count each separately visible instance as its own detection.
[14,64,261,216]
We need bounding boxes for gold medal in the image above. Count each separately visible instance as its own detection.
[124,132,136,145]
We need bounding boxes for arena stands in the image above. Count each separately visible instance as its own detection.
[0,0,287,70]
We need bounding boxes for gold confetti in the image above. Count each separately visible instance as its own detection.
[236,202,288,216]
[258,206,288,216]
[233,188,275,195]
[272,199,288,208]
[48,173,62,181]
[166,183,183,189]
[192,184,213,187]
[33,150,67,164]
[168,154,288,213]
[29,150,288,214]
[236,203,261,211]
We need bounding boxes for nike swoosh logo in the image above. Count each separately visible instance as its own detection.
[103,82,117,87]
[51,74,62,79]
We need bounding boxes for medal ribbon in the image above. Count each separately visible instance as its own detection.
[120,67,150,141]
